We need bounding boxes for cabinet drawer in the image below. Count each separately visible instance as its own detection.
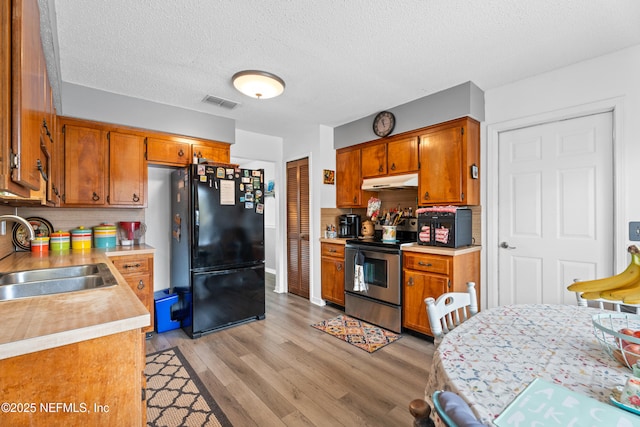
[403,253,450,275]
[110,255,152,275]
[321,243,345,258]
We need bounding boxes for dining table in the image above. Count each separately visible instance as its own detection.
[424,303,634,426]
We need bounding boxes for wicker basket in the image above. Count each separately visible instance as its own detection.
[592,312,640,370]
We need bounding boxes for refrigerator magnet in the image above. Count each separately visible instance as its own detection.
[216,167,225,178]
[199,175,207,182]
[244,170,250,177]
[246,184,253,191]
[252,170,261,177]
[256,203,264,214]
[197,165,206,175]
[245,193,254,202]
[245,201,254,209]
[241,177,250,183]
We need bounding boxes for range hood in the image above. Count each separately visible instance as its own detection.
[361,173,419,191]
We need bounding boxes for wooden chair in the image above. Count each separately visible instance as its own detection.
[430,390,484,427]
[426,282,478,344]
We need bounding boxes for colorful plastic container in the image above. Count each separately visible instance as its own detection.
[30,237,49,254]
[71,226,92,250]
[93,223,117,248]
[50,231,70,251]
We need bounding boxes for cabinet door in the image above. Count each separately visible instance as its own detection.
[387,136,419,174]
[110,254,154,333]
[419,125,463,205]
[146,137,190,167]
[321,256,345,306]
[361,143,386,178]
[108,131,146,207]
[62,124,107,206]
[403,269,449,335]
[11,0,45,191]
[192,142,230,163]
[336,148,373,208]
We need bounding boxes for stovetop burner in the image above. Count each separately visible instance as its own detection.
[346,217,418,249]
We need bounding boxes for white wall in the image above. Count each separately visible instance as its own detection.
[483,43,640,307]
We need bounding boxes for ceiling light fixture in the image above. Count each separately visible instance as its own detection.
[232,70,285,99]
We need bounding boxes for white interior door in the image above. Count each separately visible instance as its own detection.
[497,112,613,305]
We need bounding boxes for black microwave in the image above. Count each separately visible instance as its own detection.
[417,208,472,248]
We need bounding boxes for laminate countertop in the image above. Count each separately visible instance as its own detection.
[0,245,154,360]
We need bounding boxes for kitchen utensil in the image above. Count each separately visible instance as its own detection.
[117,221,146,245]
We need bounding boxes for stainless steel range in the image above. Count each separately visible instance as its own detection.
[344,218,417,333]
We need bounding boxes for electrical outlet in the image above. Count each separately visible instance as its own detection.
[630,222,640,241]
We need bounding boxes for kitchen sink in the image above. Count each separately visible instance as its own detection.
[0,263,118,301]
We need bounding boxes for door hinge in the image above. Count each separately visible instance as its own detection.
[461,192,465,200]
[461,127,464,135]
[141,388,146,401]
[10,151,19,170]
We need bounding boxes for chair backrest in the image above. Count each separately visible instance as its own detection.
[426,282,478,342]
[432,390,484,427]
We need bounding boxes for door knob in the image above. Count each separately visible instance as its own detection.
[500,241,516,249]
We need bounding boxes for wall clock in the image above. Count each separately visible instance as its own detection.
[373,111,395,137]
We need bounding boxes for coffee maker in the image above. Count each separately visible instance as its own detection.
[338,214,361,238]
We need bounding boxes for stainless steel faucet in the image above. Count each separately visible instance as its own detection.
[0,215,36,241]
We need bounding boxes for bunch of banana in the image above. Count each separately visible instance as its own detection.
[567,245,640,303]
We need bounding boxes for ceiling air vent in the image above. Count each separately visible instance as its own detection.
[201,95,240,110]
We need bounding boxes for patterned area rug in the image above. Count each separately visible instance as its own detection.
[311,314,401,353]
[145,347,233,427]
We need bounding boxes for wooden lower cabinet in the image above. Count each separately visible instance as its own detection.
[321,242,345,306]
[0,329,146,426]
[402,249,480,336]
[109,253,154,334]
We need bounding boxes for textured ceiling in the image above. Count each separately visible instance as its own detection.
[46,0,640,138]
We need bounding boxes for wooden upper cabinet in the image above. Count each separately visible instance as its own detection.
[10,0,47,192]
[387,136,419,175]
[61,123,107,206]
[361,136,419,179]
[418,117,480,206]
[108,131,146,207]
[146,137,190,167]
[192,142,230,163]
[361,143,387,178]
[336,147,375,208]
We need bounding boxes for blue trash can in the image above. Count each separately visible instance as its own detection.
[154,289,181,333]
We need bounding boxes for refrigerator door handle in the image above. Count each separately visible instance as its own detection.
[193,181,200,259]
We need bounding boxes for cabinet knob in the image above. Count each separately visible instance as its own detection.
[328,248,336,253]
[423,191,430,200]
[92,192,100,201]
[132,193,140,202]
[353,196,357,203]
[418,261,432,267]
[336,263,343,272]
[408,277,414,286]
[124,263,141,269]
[378,165,384,173]
[390,163,396,170]
[178,149,184,157]
[137,280,144,290]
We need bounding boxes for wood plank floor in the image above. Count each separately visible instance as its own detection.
[146,275,435,426]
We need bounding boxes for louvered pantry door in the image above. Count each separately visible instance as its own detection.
[286,158,310,298]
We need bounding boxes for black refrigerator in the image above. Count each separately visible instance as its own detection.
[170,164,265,338]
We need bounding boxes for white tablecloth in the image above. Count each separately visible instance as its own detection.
[424,304,631,425]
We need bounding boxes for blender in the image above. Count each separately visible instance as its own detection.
[117,221,147,245]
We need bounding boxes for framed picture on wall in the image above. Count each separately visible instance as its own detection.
[323,169,335,185]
